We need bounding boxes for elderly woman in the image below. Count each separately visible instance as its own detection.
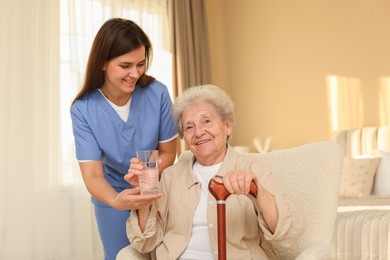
[124,84,304,259]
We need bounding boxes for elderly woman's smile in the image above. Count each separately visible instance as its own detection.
[181,102,232,166]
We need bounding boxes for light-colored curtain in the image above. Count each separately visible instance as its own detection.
[169,0,212,152]
[0,0,102,259]
[0,0,170,259]
[0,0,65,258]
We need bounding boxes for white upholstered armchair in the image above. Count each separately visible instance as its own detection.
[117,141,344,260]
[252,141,343,259]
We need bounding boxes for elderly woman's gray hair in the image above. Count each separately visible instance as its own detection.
[173,84,235,137]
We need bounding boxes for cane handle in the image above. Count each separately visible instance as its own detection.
[208,178,258,200]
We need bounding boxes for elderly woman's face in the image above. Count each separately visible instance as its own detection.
[181,102,232,166]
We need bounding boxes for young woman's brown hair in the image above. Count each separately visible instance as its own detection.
[72,18,155,104]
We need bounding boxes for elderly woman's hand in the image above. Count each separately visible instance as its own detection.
[223,169,279,233]
[222,169,258,195]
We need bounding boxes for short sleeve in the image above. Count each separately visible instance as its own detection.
[70,103,102,160]
[158,85,177,143]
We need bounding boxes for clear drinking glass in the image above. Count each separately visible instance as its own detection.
[136,150,159,195]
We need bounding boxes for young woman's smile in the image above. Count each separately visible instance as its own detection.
[101,46,146,105]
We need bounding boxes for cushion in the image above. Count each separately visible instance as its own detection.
[372,150,390,196]
[339,157,380,198]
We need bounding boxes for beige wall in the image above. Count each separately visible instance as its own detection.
[205,0,390,151]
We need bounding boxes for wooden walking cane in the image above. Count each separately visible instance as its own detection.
[208,178,258,260]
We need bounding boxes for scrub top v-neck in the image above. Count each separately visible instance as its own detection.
[70,80,177,195]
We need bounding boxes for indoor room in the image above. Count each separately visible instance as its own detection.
[1,0,389,259]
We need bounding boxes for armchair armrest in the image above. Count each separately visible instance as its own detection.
[296,242,331,260]
[116,245,151,260]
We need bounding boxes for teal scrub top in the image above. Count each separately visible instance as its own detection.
[70,81,177,193]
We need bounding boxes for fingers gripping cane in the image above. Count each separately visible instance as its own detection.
[208,179,258,260]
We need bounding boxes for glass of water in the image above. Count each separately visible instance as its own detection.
[136,150,159,195]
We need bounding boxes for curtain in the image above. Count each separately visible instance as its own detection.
[0,0,170,259]
[169,0,212,96]
[169,0,212,152]
[0,0,66,258]
[0,0,101,258]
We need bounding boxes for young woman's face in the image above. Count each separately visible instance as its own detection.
[181,102,232,166]
[102,46,146,99]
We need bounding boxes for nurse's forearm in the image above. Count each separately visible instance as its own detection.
[79,161,118,207]
[158,153,175,175]
[158,138,177,175]
[85,176,118,205]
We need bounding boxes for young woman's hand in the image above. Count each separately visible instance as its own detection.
[112,187,162,210]
[125,157,144,187]
[114,157,162,211]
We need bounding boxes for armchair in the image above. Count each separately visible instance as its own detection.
[116,141,343,259]
[251,141,343,259]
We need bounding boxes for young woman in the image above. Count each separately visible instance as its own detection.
[70,18,177,260]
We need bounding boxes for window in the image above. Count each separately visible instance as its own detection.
[60,0,172,185]
[379,77,390,125]
[326,75,364,132]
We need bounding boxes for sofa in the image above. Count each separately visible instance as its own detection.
[330,126,390,259]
